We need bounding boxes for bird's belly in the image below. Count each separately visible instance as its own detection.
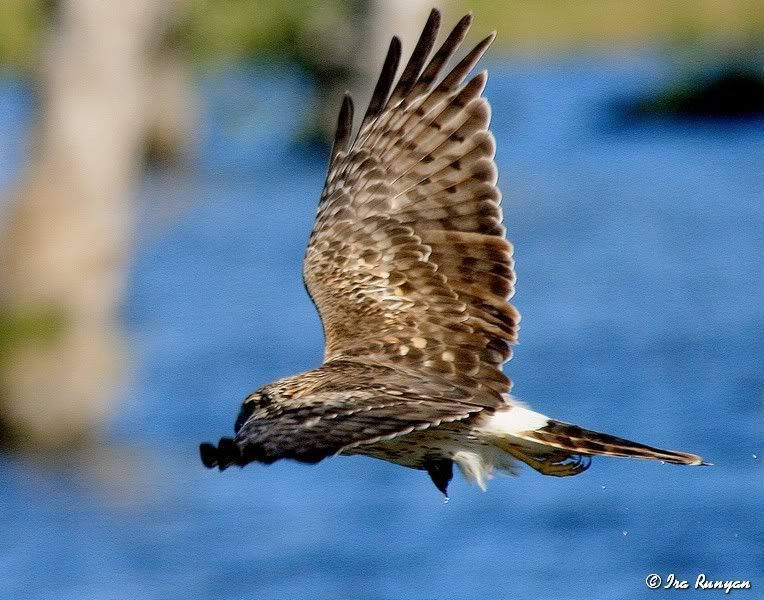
[343,424,486,470]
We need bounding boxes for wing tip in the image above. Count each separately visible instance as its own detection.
[200,437,245,471]
[457,12,474,29]
[426,7,441,26]
[329,93,355,166]
[199,441,220,469]
[477,31,497,55]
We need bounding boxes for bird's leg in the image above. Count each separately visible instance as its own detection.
[425,457,454,497]
[497,441,591,477]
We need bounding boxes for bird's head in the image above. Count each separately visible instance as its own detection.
[234,388,273,433]
[200,389,275,470]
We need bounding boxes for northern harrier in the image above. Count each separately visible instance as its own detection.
[200,10,705,496]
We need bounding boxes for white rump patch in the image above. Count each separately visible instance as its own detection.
[450,402,551,489]
[481,404,549,435]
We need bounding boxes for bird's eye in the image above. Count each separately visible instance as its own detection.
[259,392,273,407]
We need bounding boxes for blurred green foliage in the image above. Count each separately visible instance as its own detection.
[0,305,67,448]
[0,0,46,68]
[180,0,357,63]
[1,0,762,68]
[0,306,66,367]
[460,0,764,50]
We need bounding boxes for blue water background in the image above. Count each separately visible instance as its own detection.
[0,54,762,599]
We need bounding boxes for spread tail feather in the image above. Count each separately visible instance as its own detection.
[515,419,707,465]
[480,404,708,478]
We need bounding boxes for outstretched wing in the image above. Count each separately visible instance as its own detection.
[304,10,518,404]
[202,360,486,468]
[236,362,484,464]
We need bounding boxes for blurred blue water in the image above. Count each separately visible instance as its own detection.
[1,55,762,600]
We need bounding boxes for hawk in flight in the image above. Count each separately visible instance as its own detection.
[200,10,705,495]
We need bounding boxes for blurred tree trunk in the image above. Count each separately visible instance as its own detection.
[0,0,195,451]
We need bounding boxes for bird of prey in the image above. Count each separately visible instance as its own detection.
[200,10,706,496]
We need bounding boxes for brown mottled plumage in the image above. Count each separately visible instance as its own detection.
[200,10,706,495]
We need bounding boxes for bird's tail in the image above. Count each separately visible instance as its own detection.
[481,404,707,478]
[512,419,707,465]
